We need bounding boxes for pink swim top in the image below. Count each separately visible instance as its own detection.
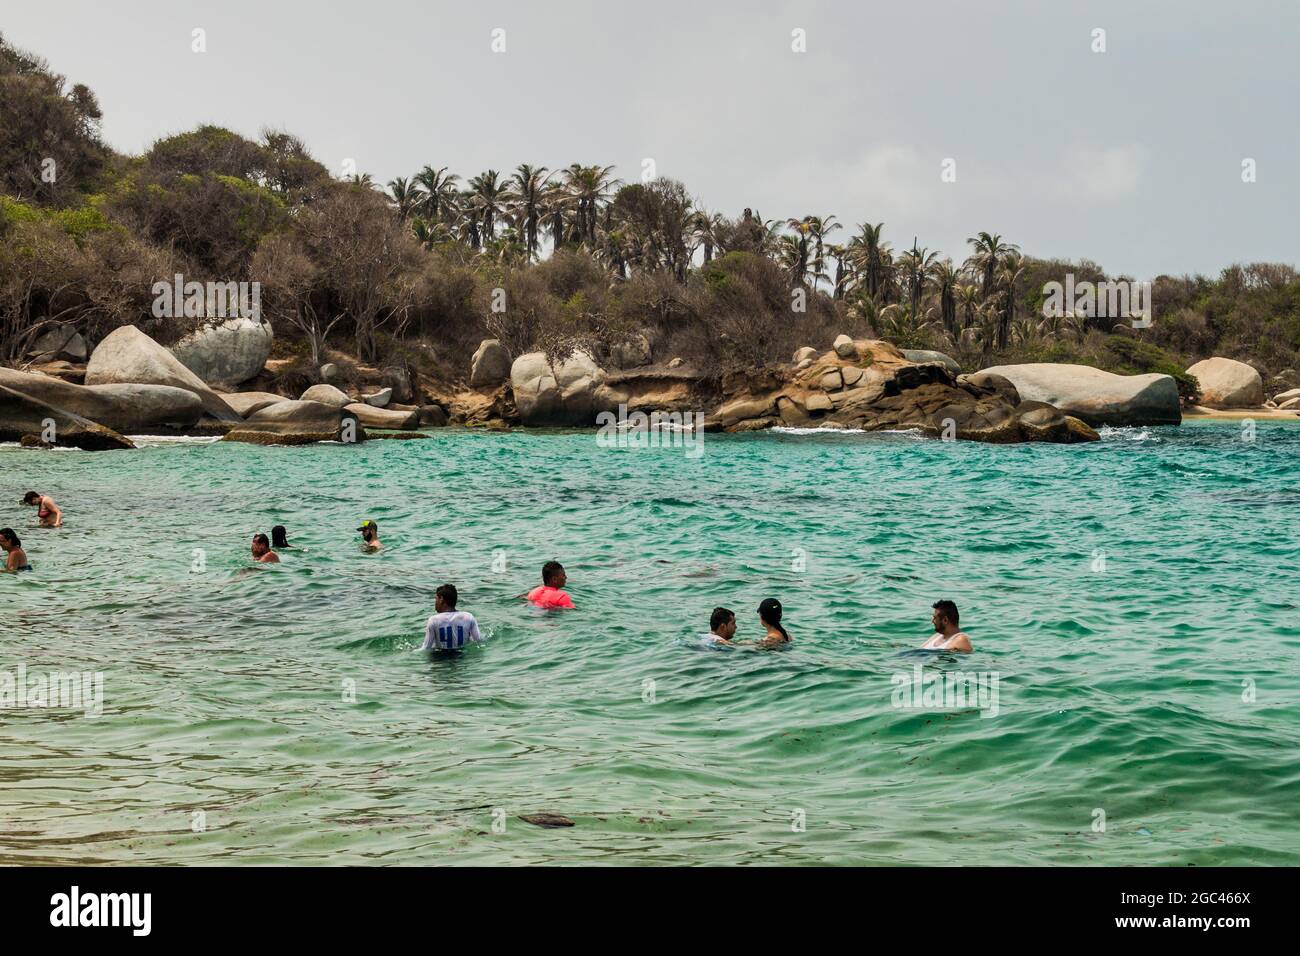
[527,585,575,609]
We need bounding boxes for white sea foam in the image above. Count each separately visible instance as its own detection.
[1098,426,1159,442]
[771,426,867,436]
[128,434,223,445]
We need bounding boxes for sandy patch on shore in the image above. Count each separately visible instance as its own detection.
[1184,405,1300,421]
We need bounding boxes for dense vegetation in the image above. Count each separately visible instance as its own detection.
[4,32,1299,392]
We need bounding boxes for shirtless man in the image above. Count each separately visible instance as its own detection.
[920,599,972,652]
[358,520,382,552]
[23,491,61,527]
[251,533,280,564]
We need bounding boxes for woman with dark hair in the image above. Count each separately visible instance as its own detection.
[271,525,297,550]
[0,527,32,572]
[756,598,792,648]
[22,491,61,527]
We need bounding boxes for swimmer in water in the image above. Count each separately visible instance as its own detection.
[358,519,382,551]
[251,533,280,564]
[23,491,61,527]
[271,525,305,551]
[421,583,484,651]
[920,599,972,652]
[755,597,792,647]
[700,606,736,645]
[524,561,575,609]
[0,527,31,572]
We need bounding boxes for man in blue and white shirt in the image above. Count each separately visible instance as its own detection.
[422,584,484,651]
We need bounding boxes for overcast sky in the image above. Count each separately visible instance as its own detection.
[6,0,1297,277]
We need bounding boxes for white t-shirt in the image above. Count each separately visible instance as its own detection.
[699,633,729,645]
[921,631,970,650]
[423,611,483,650]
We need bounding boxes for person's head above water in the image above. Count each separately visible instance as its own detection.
[358,519,378,542]
[0,527,20,550]
[710,606,736,639]
[271,525,289,549]
[932,599,960,634]
[435,583,458,612]
[758,598,790,642]
[251,533,271,557]
[22,491,40,505]
[542,561,566,588]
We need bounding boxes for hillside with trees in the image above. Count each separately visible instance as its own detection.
[4,32,1298,397]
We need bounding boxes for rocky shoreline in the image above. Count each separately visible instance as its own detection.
[3,322,1297,451]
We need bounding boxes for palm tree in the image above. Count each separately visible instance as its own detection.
[386,176,426,222]
[691,210,724,264]
[847,222,889,300]
[411,217,452,251]
[508,164,552,260]
[956,283,982,331]
[965,231,1019,298]
[878,302,938,345]
[995,252,1026,350]
[828,243,850,299]
[543,179,572,251]
[808,214,841,291]
[563,163,620,246]
[897,240,939,309]
[466,170,508,245]
[775,234,806,281]
[414,165,460,223]
[930,259,962,338]
[785,216,815,285]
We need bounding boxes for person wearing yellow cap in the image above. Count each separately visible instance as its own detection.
[357,519,382,552]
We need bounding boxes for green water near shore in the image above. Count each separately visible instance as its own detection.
[2,420,1298,865]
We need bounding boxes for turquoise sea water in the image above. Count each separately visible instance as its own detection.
[2,420,1299,865]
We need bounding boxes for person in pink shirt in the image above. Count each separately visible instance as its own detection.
[526,561,575,609]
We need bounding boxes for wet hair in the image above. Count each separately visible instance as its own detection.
[932,599,959,626]
[758,598,789,642]
[0,527,19,547]
[23,491,40,504]
[710,607,735,631]
[542,561,565,586]
[252,533,270,549]
[436,583,458,609]
[271,525,289,548]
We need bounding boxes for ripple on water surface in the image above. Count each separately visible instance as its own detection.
[2,421,1299,864]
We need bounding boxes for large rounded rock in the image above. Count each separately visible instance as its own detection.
[80,385,203,431]
[222,391,287,418]
[0,367,203,432]
[961,371,1020,406]
[510,350,607,425]
[471,339,511,387]
[169,317,273,387]
[85,325,241,422]
[0,384,134,450]
[902,349,961,374]
[609,333,652,369]
[979,363,1181,426]
[833,334,856,359]
[382,366,413,403]
[1186,357,1263,408]
[224,400,363,444]
[26,322,88,362]
[300,383,352,408]
[344,402,419,430]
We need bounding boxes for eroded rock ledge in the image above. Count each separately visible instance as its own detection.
[709,340,1099,443]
